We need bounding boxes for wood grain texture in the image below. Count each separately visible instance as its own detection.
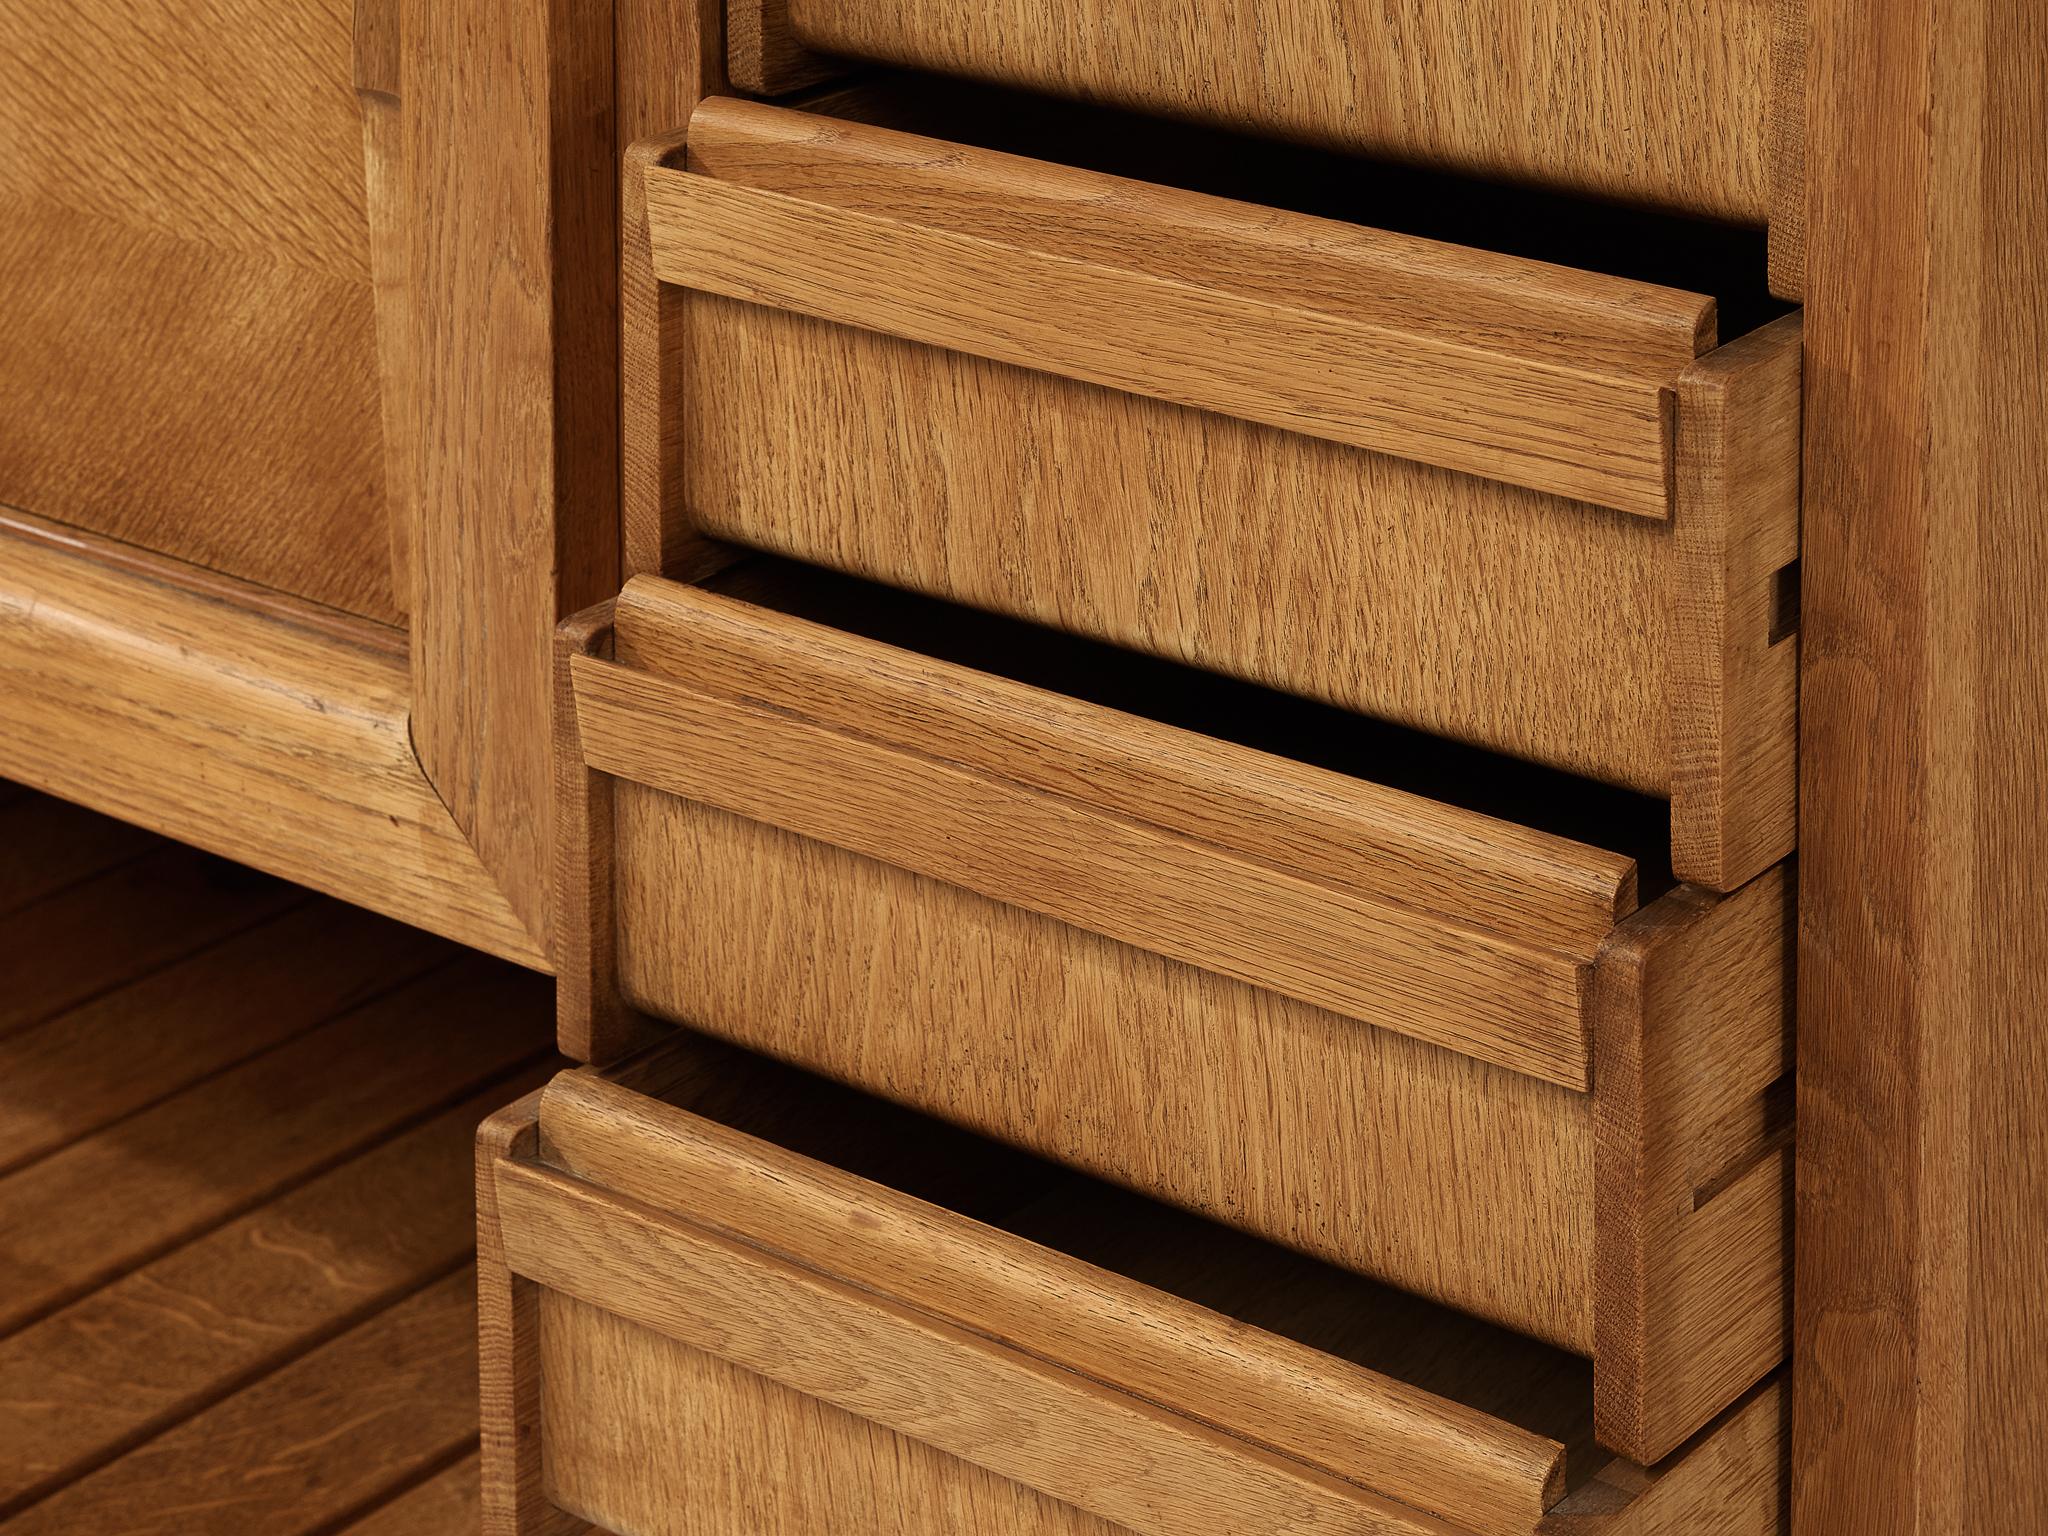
[614,578,1639,952]
[1592,869,1795,1464]
[354,0,413,615]
[0,0,397,621]
[680,297,1679,794]
[540,1065,1569,1536]
[0,511,542,966]
[3,1269,480,1536]
[1669,315,1804,891]
[476,1093,588,1536]
[0,792,156,918]
[1767,0,1809,301]
[737,0,1771,222]
[1795,0,2048,1525]
[542,1297,1129,1536]
[500,1161,1450,1536]
[726,0,842,95]
[0,1079,534,1515]
[0,900,445,1176]
[0,957,550,1336]
[613,782,1596,1349]
[402,0,620,949]
[0,846,300,1042]
[338,1455,484,1536]
[648,129,1698,520]
[1541,1381,1787,1534]
[584,658,1590,1088]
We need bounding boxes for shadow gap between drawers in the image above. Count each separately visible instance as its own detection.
[792,69,1790,340]
[705,556,1677,897]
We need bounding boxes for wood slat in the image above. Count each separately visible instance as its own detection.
[542,1065,1569,1536]
[0,957,551,1335]
[0,793,156,918]
[0,1074,545,1515]
[337,1454,483,1536]
[683,98,1717,379]
[0,847,302,1042]
[0,900,448,1176]
[646,164,1680,520]
[0,511,543,967]
[580,655,1592,1087]
[1541,1381,1787,1534]
[499,1161,1445,1536]
[615,578,1637,953]
[2,1268,481,1536]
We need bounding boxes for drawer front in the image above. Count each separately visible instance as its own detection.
[631,98,1801,889]
[729,0,1780,226]
[561,567,1792,1460]
[479,1044,1789,1536]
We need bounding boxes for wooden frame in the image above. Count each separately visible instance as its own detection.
[1792,0,2048,1528]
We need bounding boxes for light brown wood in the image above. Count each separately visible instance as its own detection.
[540,1065,1567,1536]
[614,578,1638,951]
[1669,316,1804,890]
[0,900,445,1175]
[503,1160,1463,1536]
[0,957,549,1336]
[339,1455,484,1536]
[643,102,1803,830]
[401,0,620,949]
[1591,869,1794,1464]
[726,0,842,96]
[1795,0,2048,1525]
[3,1269,480,1536]
[543,1298,1128,1536]
[1766,0,1808,301]
[0,510,543,967]
[1540,1382,1787,1535]
[354,0,413,615]
[476,1094,589,1536]
[0,0,397,623]
[0,1078,534,1514]
[733,0,1773,222]
[651,110,1704,521]
[613,784,1595,1348]
[484,1051,1790,1534]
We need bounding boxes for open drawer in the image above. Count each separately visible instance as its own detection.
[626,90,1802,891]
[479,1038,1788,1536]
[556,560,1792,1461]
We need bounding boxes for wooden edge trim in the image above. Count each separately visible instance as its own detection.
[613,575,1637,955]
[621,129,692,581]
[573,651,1594,1088]
[1669,313,1803,892]
[1591,870,1794,1463]
[0,510,543,969]
[642,164,1678,520]
[725,0,848,95]
[1765,0,1808,302]
[554,604,667,1064]
[478,1090,591,1536]
[540,1063,1566,1536]
[351,0,402,100]
[1539,1377,1788,1533]
[352,2,413,618]
[494,1156,1452,1536]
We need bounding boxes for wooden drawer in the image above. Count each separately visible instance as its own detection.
[558,559,1793,1461]
[479,1039,1788,1536]
[728,0,1797,227]
[627,93,1802,890]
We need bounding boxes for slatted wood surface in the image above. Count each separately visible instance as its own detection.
[0,786,557,1533]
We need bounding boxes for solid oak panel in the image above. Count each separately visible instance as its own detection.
[734,0,1775,222]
